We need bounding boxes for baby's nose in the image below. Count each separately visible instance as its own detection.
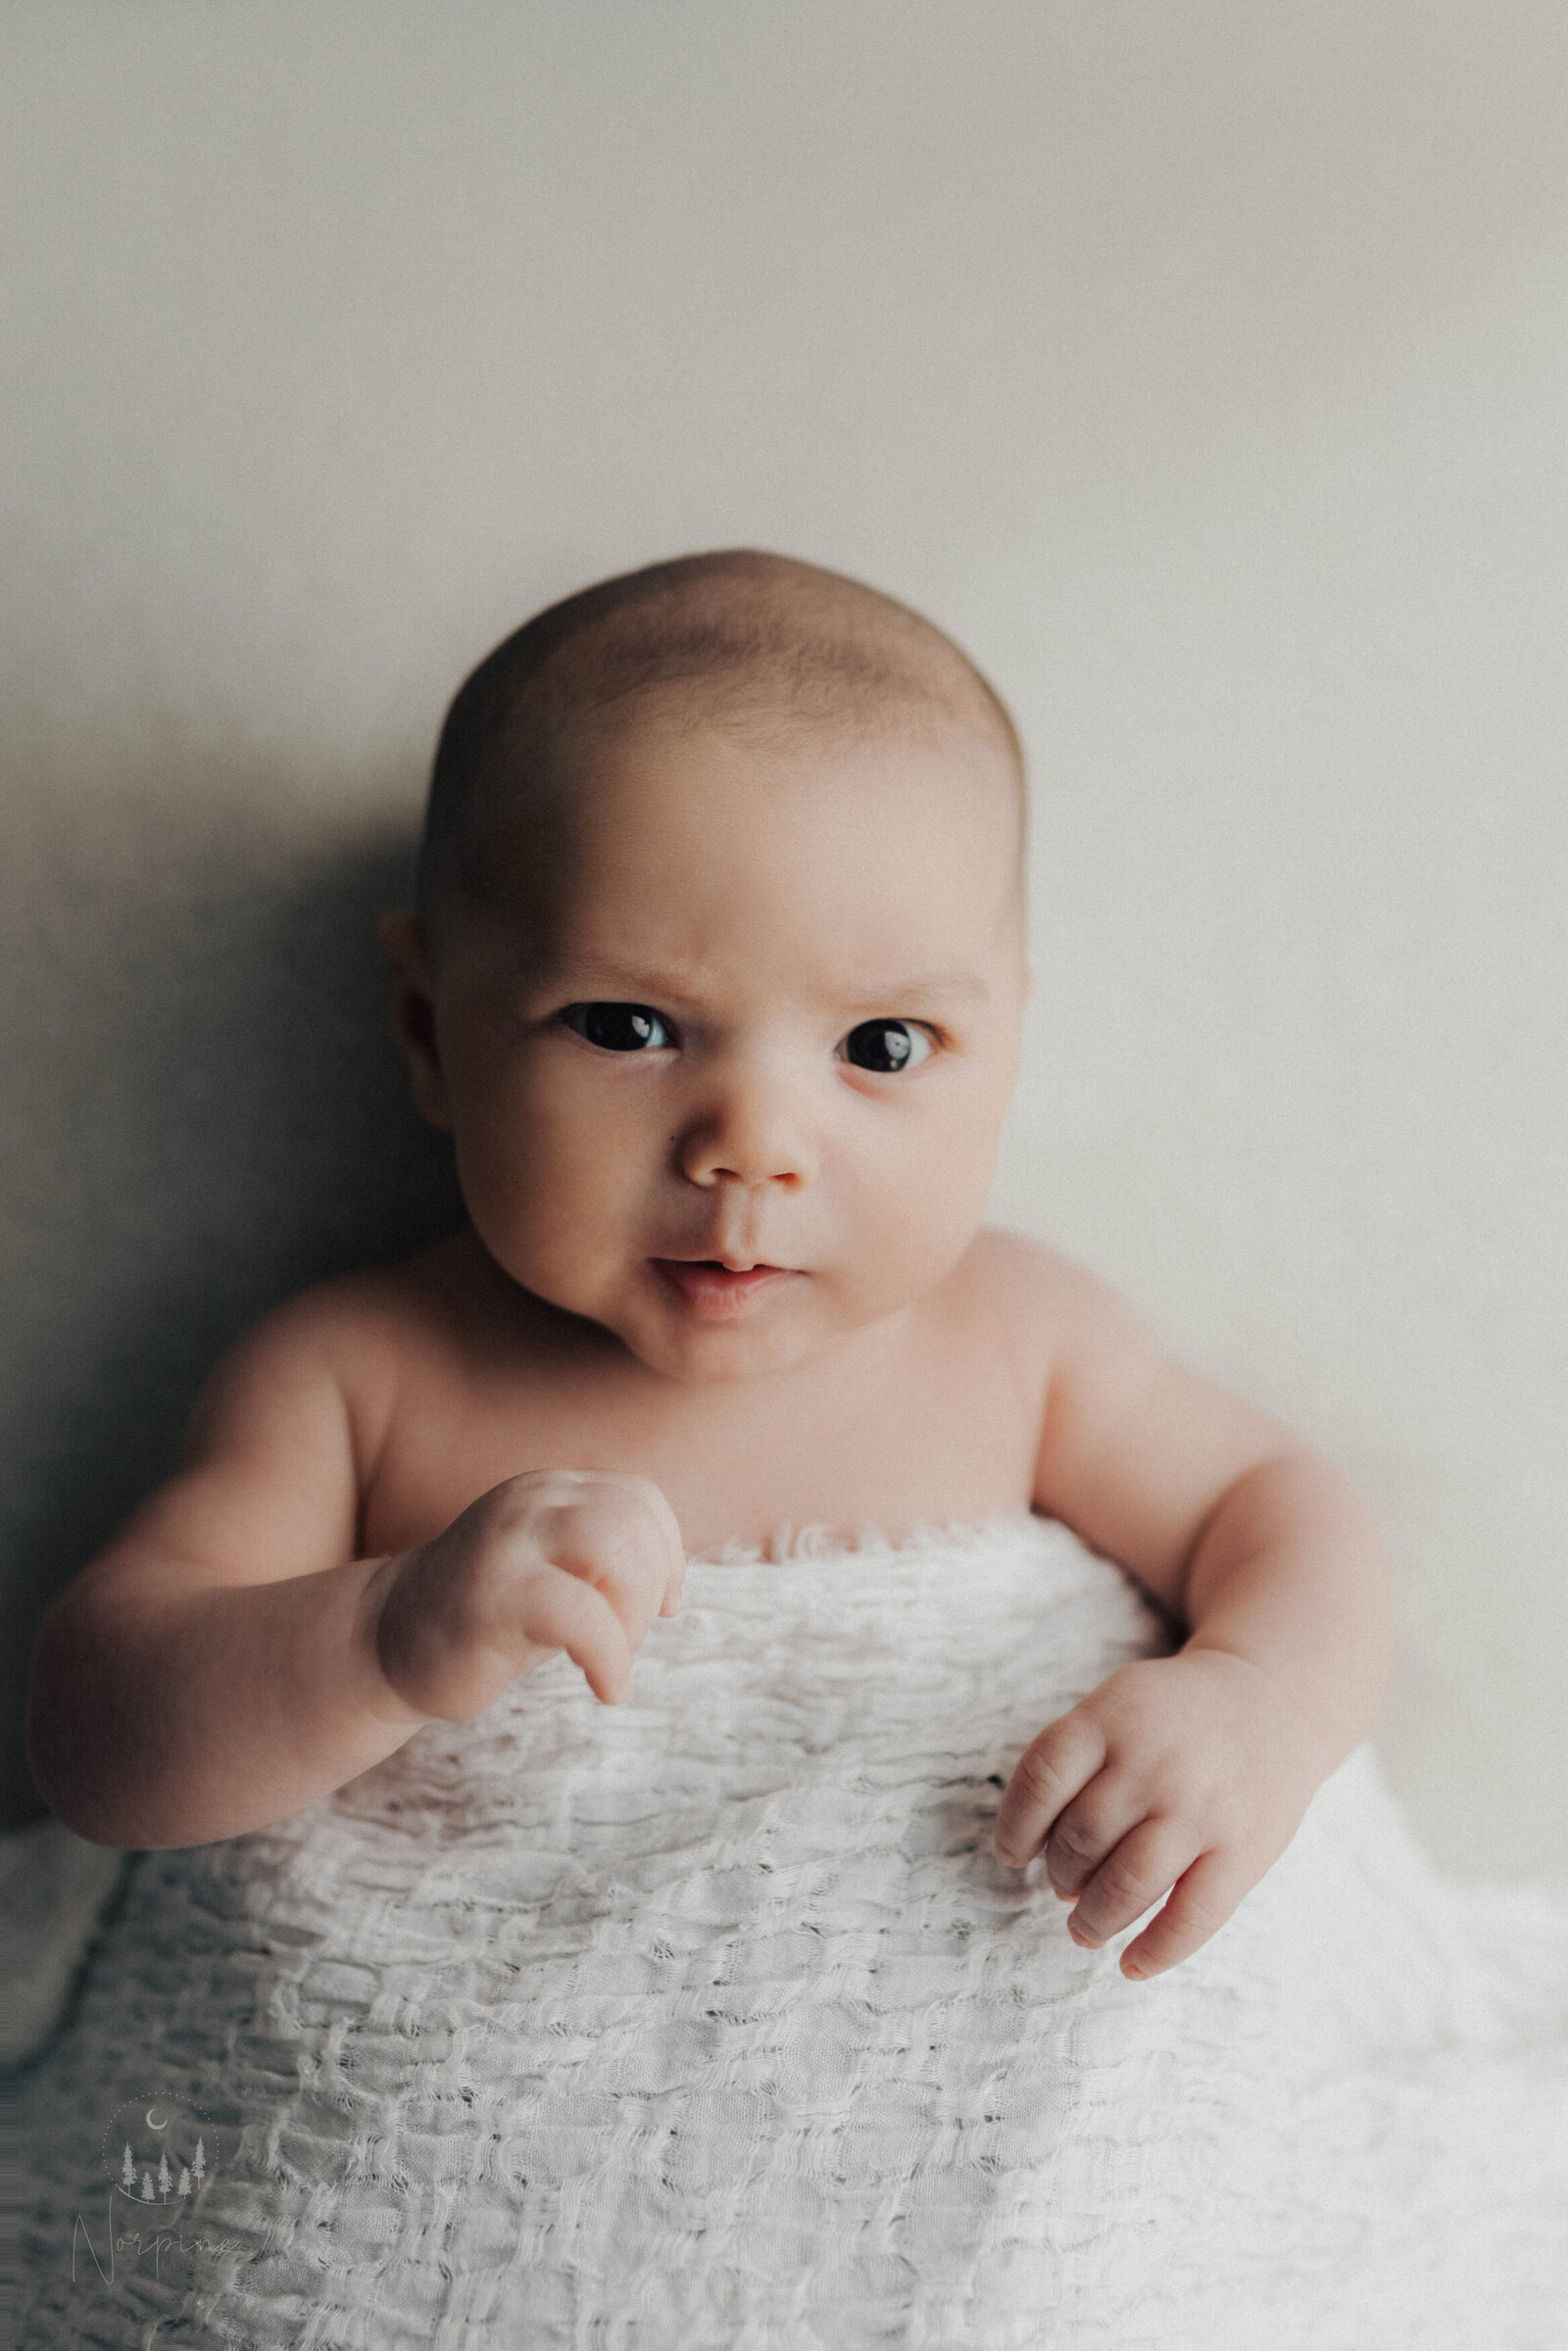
[677,1061,818,1191]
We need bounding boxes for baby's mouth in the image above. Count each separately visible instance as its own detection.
[648,1258,804,1321]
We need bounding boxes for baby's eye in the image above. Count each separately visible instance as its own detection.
[563,1003,674,1053]
[837,1019,934,1074]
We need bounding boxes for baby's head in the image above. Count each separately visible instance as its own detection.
[385,551,1028,1382]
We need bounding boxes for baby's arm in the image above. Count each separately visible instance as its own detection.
[25,1293,685,1849]
[994,1256,1394,1980]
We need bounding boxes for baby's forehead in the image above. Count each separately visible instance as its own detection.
[419,552,1025,945]
[447,705,1025,1010]
[510,692,1019,886]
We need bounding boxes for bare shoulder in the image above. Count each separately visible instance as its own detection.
[983,1233,1296,1604]
[275,1230,482,1357]
[924,1229,1157,1451]
[956,1227,1149,1353]
[964,1230,1246,1461]
[184,1230,479,1469]
[80,1232,487,1588]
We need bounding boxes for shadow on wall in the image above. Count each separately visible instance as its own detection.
[1,775,466,1830]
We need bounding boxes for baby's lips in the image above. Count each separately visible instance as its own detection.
[650,1249,803,1274]
[648,1258,806,1319]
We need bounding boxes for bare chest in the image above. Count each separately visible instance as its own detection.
[361,1298,1048,1560]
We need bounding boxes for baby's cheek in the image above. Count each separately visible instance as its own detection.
[873,1157,993,1292]
[454,1124,602,1292]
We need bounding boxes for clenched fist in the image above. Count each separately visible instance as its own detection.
[373,1469,687,1722]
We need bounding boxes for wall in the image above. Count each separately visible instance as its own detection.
[3,0,1565,1867]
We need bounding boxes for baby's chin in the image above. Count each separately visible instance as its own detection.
[580,1253,927,1387]
[485,1239,936,1386]
[611,1280,848,1386]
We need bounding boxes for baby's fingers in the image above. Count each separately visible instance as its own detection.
[1118,1849,1249,1980]
[599,1475,686,1627]
[641,1483,688,1620]
[524,1568,638,1707]
[548,1479,683,1651]
[995,1712,1107,1868]
[1063,1819,1200,1953]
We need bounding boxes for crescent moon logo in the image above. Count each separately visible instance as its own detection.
[104,2093,222,2198]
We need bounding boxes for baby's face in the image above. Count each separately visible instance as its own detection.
[416,708,1027,1383]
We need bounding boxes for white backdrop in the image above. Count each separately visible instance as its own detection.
[3,1,1565,1868]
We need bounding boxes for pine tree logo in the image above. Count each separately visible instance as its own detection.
[101,2097,225,2211]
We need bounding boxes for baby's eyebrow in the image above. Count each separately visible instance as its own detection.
[529,955,705,1001]
[843,968,990,1008]
[533,955,990,1011]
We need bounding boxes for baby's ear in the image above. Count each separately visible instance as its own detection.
[377,911,452,1132]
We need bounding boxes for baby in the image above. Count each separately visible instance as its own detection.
[27,549,1393,1985]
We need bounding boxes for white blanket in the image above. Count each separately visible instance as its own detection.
[16,1514,1568,2347]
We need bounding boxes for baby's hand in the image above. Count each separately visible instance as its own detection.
[994,1649,1322,1980]
[373,1469,687,1721]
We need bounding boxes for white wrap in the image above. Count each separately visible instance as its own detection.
[17,1514,1568,2347]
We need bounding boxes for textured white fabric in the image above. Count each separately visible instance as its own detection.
[17,1514,1568,2347]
